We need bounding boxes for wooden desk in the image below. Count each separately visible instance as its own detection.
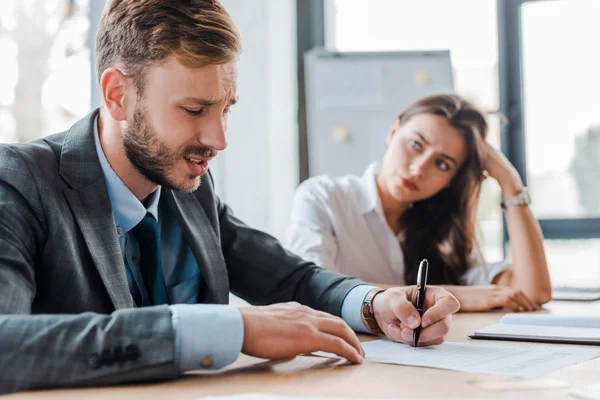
[8,301,600,399]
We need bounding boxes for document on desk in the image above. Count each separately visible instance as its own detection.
[198,395,527,400]
[314,340,600,379]
[470,314,600,345]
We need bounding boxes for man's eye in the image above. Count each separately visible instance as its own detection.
[223,107,231,115]
[184,108,204,116]
[409,139,422,149]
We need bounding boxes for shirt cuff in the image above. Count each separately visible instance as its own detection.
[340,284,379,333]
[460,260,512,285]
[169,304,243,372]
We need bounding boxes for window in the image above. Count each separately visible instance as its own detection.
[500,0,600,286]
[0,0,90,144]
[521,0,600,219]
[326,0,504,262]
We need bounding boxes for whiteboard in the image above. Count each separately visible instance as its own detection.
[304,49,454,178]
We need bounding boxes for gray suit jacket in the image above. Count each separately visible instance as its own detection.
[0,109,364,394]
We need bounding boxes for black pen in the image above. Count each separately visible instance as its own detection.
[413,258,429,349]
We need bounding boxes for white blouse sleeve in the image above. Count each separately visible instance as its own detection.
[286,178,339,271]
[459,247,512,286]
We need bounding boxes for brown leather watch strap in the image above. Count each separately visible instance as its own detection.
[361,288,385,335]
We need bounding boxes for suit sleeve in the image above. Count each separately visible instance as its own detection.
[0,147,177,394]
[211,183,365,316]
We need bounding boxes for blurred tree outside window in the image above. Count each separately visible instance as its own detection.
[0,0,90,144]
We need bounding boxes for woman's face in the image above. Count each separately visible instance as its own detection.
[379,113,468,204]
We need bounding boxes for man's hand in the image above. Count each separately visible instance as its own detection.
[372,286,460,346]
[239,302,365,363]
[448,285,540,312]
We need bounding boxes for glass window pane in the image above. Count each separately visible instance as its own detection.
[478,113,504,263]
[330,0,499,110]
[521,0,600,218]
[0,0,90,144]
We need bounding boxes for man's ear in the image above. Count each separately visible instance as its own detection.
[100,67,132,121]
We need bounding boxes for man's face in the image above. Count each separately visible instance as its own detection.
[122,56,237,192]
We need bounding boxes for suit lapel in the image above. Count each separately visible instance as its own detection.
[59,109,133,310]
[163,190,229,304]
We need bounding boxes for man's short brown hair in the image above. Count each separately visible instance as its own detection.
[96,0,241,90]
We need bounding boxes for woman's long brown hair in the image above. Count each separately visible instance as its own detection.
[398,94,488,285]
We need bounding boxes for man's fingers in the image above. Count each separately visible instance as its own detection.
[317,316,365,357]
[421,295,459,327]
[385,323,408,343]
[413,315,451,343]
[388,294,422,329]
[316,333,363,364]
[385,324,448,347]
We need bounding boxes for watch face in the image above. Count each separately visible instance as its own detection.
[515,190,530,206]
[501,188,530,209]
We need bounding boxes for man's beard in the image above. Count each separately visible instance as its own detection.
[122,102,217,192]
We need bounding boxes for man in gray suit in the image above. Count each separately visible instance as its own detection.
[0,0,460,394]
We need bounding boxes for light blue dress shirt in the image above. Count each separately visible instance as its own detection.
[92,116,374,372]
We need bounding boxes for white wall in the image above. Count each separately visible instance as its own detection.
[212,0,299,242]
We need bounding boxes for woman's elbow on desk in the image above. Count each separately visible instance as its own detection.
[494,269,552,307]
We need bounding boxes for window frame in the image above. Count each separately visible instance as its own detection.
[497,0,600,242]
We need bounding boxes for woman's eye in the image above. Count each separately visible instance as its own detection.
[223,107,231,116]
[184,108,204,116]
[409,139,422,150]
[437,160,450,171]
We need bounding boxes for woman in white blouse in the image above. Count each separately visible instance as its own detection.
[287,94,551,312]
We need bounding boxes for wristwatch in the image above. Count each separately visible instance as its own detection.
[500,187,531,210]
[361,288,385,335]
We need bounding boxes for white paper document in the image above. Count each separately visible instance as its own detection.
[471,314,600,345]
[501,314,600,328]
[315,340,600,379]
[197,395,528,400]
[570,383,600,400]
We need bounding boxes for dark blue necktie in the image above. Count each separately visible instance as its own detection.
[132,213,169,305]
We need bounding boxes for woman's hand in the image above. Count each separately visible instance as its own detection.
[447,285,541,312]
[482,143,523,196]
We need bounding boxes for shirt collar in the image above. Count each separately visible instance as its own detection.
[359,162,383,215]
[93,114,161,237]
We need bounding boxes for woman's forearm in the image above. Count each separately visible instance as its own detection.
[501,180,552,305]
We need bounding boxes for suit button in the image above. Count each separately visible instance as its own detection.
[125,344,141,361]
[87,353,101,369]
[102,349,115,366]
[199,357,214,369]
[116,226,123,235]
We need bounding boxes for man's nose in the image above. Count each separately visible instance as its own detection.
[198,113,228,151]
